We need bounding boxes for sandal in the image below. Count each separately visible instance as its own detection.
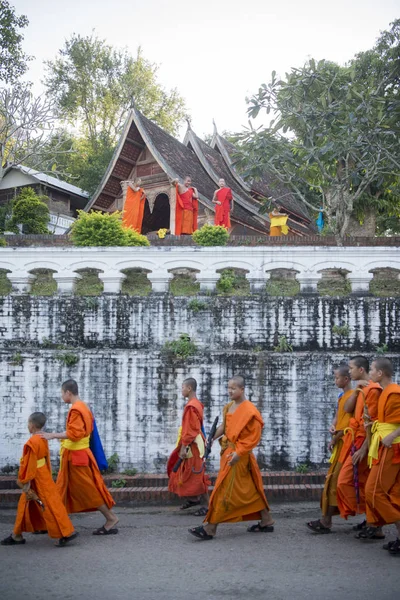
[193,507,208,517]
[306,520,331,534]
[92,526,118,536]
[247,522,275,533]
[383,540,397,551]
[180,500,200,510]
[352,520,366,531]
[55,532,79,547]
[188,526,214,540]
[1,535,26,545]
[388,538,400,555]
[355,526,385,540]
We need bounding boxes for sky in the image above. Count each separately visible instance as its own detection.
[13,0,400,139]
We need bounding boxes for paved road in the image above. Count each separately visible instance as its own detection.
[0,502,398,600]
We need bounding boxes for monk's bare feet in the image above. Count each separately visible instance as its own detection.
[104,517,119,531]
[204,524,217,536]
[260,509,274,527]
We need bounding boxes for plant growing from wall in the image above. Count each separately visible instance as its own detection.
[56,352,80,367]
[10,351,23,366]
[7,187,50,234]
[111,478,127,488]
[122,468,138,476]
[187,298,208,313]
[332,324,350,337]
[273,335,293,353]
[105,453,120,473]
[161,333,198,360]
[375,343,389,355]
[216,269,250,296]
[192,224,229,246]
[70,210,149,247]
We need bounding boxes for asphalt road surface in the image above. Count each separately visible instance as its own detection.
[0,502,398,600]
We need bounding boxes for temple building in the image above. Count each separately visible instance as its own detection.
[87,107,315,236]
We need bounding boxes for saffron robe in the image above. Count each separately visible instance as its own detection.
[365,384,400,526]
[269,213,289,236]
[321,389,353,515]
[13,435,75,539]
[214,187,232,229]
[337,382,381,518]
[122,186,145,232]
[205,400,269,524]
[175,185,198,235]
[168,398,210,497]
[56,401,115,513]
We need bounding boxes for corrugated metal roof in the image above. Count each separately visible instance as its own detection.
[13,165,89,198]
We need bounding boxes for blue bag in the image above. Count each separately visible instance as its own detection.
[90,418,108,471]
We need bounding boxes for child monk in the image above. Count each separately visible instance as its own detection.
[168,377,210,516]
[307,365,353,533]
[336,355,382,535]
[188,375,274,540]
[1,412,78,547]
[40,379,118,535]
[121,178,146,232]
[364,358,400,553]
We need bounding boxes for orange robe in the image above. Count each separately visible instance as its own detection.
[13,435,74,539]
[56,401,115,513]
[205,400,269,524]
[122,186,145,232]
[365,384,400,526]
[175,185,198,235]
[321,389,353,515]
[337,382,381,518]
[168,398,210,497]
[269,213,288,236]
[214,187,232,229]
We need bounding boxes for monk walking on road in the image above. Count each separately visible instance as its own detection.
[40,380,119,536]
[189,375,274,540]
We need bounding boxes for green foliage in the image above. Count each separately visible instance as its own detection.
[296,463,309,474]
[30,269,57,296]
[266,278,300,297]
[0,236,6,246]
[317,277,351,297]
[192,224,229,246]
[122,468,138,476]
[111,478,127,488]
[8,187,50,234]
[70,210,149,247]
[75,269,103,296]
[0,269,11,294]
[0,201,15,233]
[10,351,23,366]
[274,336,293,353]
[332,325,350,337]
[56,352,79,367]
[187,298,208,313]
[161,333,197,360]
[216,269,250,296]
[375,343,389,355]
[105,453,120,474]
[121,269,151,296]
[0,0,30,83]
[170,274,200,296]
[370,274,400,297]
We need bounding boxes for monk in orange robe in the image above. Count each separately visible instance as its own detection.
[269,205,289,236]
[121,178,146,232]
[213,178,232,229]
[188,375,274,540]
[172,176,199,235]
[307,365,353,533]
[1,412,78,547]
[40,379,118,536]
[363,358,400,553]
[168,378,210,515]
[336,356,382,533]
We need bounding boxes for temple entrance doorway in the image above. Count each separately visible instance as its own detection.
[141,193,170,234]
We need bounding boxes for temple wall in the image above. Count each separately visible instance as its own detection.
[1,294,399,472]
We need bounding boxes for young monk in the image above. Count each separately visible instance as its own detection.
[121,178,146,232]
[1,412,78,548]
[40,380,118,535]
[336,356,382,535]
[168,378,210,516]
[307,365,353,533]
[269,205,289,236]
[212,178,232,229]
[188,375,274,540]
[171,176,199,235]
[364,358,400,553]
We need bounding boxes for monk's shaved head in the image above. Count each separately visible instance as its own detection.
[334,364,350,378]
[62,379,79,396]
[230,375,245,389]
[183,377,197,392]
[349,355,369,372]
[29,412,46,429]
[372,358,393,377]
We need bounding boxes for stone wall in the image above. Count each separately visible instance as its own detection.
[1,294,399,472]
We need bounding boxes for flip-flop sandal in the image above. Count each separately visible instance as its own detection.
[352,520,367,531]
[92,526,119,536]
[388,538,400,555]
[1,535,26,545]
[55,532,79,547]
[180,500,200,510]
[383,540,397,551]
[306,520,331,534]
[355,527,385,540]
[188,526,214,540]
[193,507,208,517]
[247,522,275,533]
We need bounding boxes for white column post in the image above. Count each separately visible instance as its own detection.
[347,272,374,294]
[54,272,82,294]
[297,272,322,293]
[147,270,173,293]
[195,271,220,292]
[7,272,34,293]
[246,270,267,293]
[98,272,126,294]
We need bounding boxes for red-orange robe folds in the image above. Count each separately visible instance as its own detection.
[366,383,400,526]
[122,186,145,232]
[13,435,75,539]
[214,187,232,229]
[175,185,198,235]
[56,401,115,513]
[321,389,353,516]
[337,382,381,518]
[205,400,269,524]
[168,398,210,497]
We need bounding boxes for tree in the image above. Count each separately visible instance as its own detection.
[0,1,30,83]
[238,22,400,242]
[7,187,50,234]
